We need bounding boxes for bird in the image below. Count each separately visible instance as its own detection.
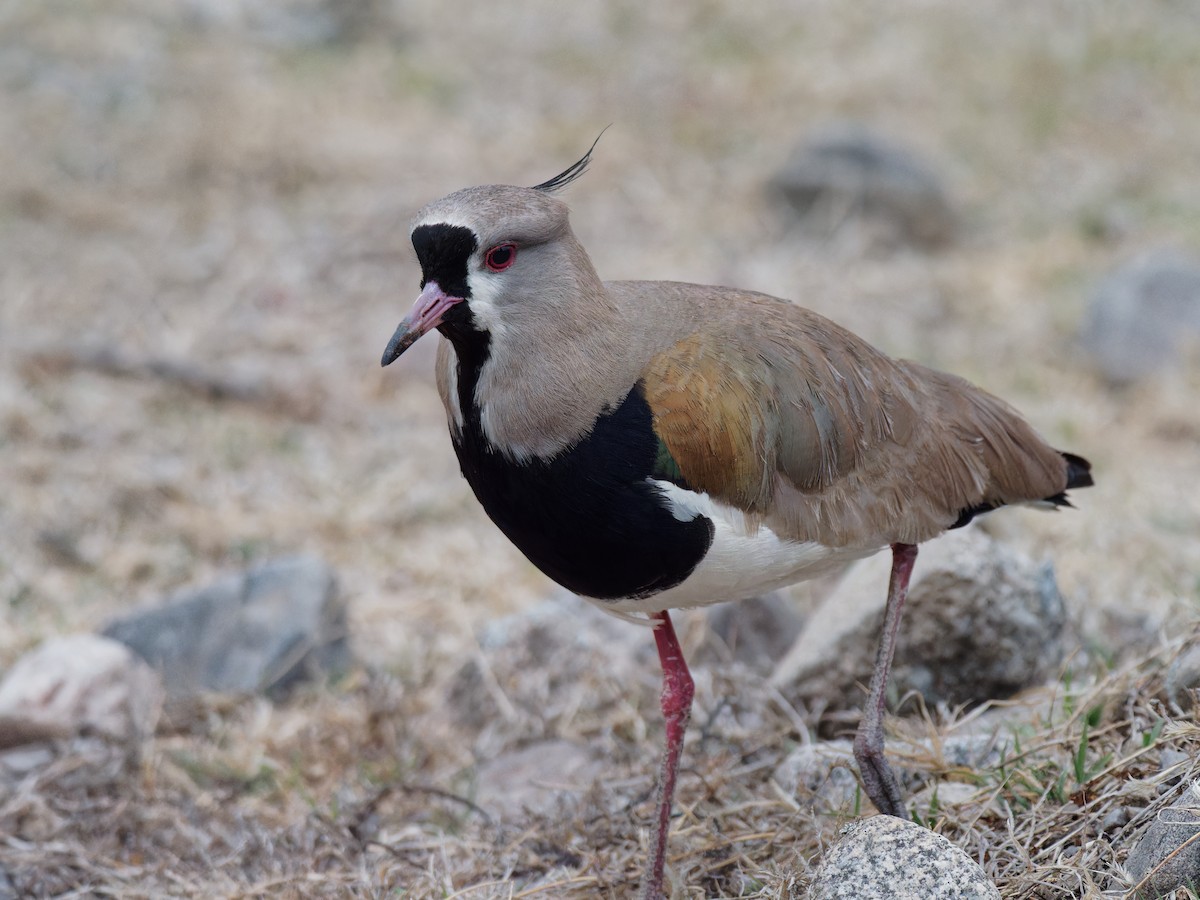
[380,142,1093,900]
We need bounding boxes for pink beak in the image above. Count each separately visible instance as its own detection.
[380,281,463,366]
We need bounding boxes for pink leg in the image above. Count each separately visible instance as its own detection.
[853,542,917,819]
[640,611,695,900]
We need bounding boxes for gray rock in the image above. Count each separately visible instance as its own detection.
[703,592,805,670]
[0,635,163,746]
[770,123,957,250]
[1125,779,1200,898]
[772,529,1067,715]
[474,739,606,820]
[103,556,350,698]
[774,740,860,812]
[809,815,999,899]
[1080,250,1200,384]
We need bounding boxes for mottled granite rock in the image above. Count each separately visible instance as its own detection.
[809,815,999,899]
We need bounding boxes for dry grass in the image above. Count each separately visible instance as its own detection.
[2,0,1200,896]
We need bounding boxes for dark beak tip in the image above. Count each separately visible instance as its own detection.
[380,324,415,368]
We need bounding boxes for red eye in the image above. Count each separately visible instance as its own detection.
[484,243,517,272]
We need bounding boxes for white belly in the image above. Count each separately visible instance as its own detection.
[598,481,882,616]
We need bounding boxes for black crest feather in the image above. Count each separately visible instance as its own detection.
[530,127,610,193]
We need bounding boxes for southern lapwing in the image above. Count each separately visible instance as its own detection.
[380,145,1093,899]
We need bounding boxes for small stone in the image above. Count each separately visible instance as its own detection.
[0,744,56,777]
[1165,644,1200,711]
[908,779,1003,824]
[770,123,957,250]
[1101,806,1130,833]
[474,739,606,820]
[808,815,1000,899]
[0,635,163,746]
[103,556,350,698]
[772,529,1067,716]
[774,740,860,812]
[1158,748,1191,779]
[936,732,1008,771]
[910,780,985,813]
[1125,779,1200,898]
[1080,250,1200,384]
[703,592,805,670]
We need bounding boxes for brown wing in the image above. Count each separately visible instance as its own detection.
[640,298,1072,548]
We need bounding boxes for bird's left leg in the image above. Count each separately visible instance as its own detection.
[641,610,695,900]
[853,542,918,819]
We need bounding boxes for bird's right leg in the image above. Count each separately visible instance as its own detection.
[641,610,695,900]
[853,542,917,819]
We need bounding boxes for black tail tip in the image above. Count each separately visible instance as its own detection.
[1061,452,1094,490]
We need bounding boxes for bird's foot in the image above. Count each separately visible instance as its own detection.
[853,729,907,819]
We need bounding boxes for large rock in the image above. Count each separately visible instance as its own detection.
[1124,779,1200,898]
[1080,250,1200,384]
[103,556,350,698]
[703,592,806,670]
[474,739,606,821]
[447,595,643,752]
[809,815,1000,899]
[771,529,1067,716]
[0,635,163,747]
[769,123,957,250]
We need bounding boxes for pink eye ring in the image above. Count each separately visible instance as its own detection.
[484,243,517,272]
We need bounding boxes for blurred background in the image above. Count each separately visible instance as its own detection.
[5,0,1199,659]
[2,0,1199,894]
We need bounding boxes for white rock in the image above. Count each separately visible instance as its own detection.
[809,815,1000,899]
[0,634,163,746]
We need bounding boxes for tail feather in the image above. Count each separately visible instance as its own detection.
[1062,452,1094,490]
[1043,452,1094,509]
[951,450,1093,529]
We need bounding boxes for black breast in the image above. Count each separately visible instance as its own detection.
[450,373,714,601]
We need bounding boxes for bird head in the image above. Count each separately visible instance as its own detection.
[380,140,601,368]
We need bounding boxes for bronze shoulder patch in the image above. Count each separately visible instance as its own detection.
[641,334,772,512]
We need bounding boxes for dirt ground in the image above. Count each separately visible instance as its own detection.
[2,1,1200,897]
